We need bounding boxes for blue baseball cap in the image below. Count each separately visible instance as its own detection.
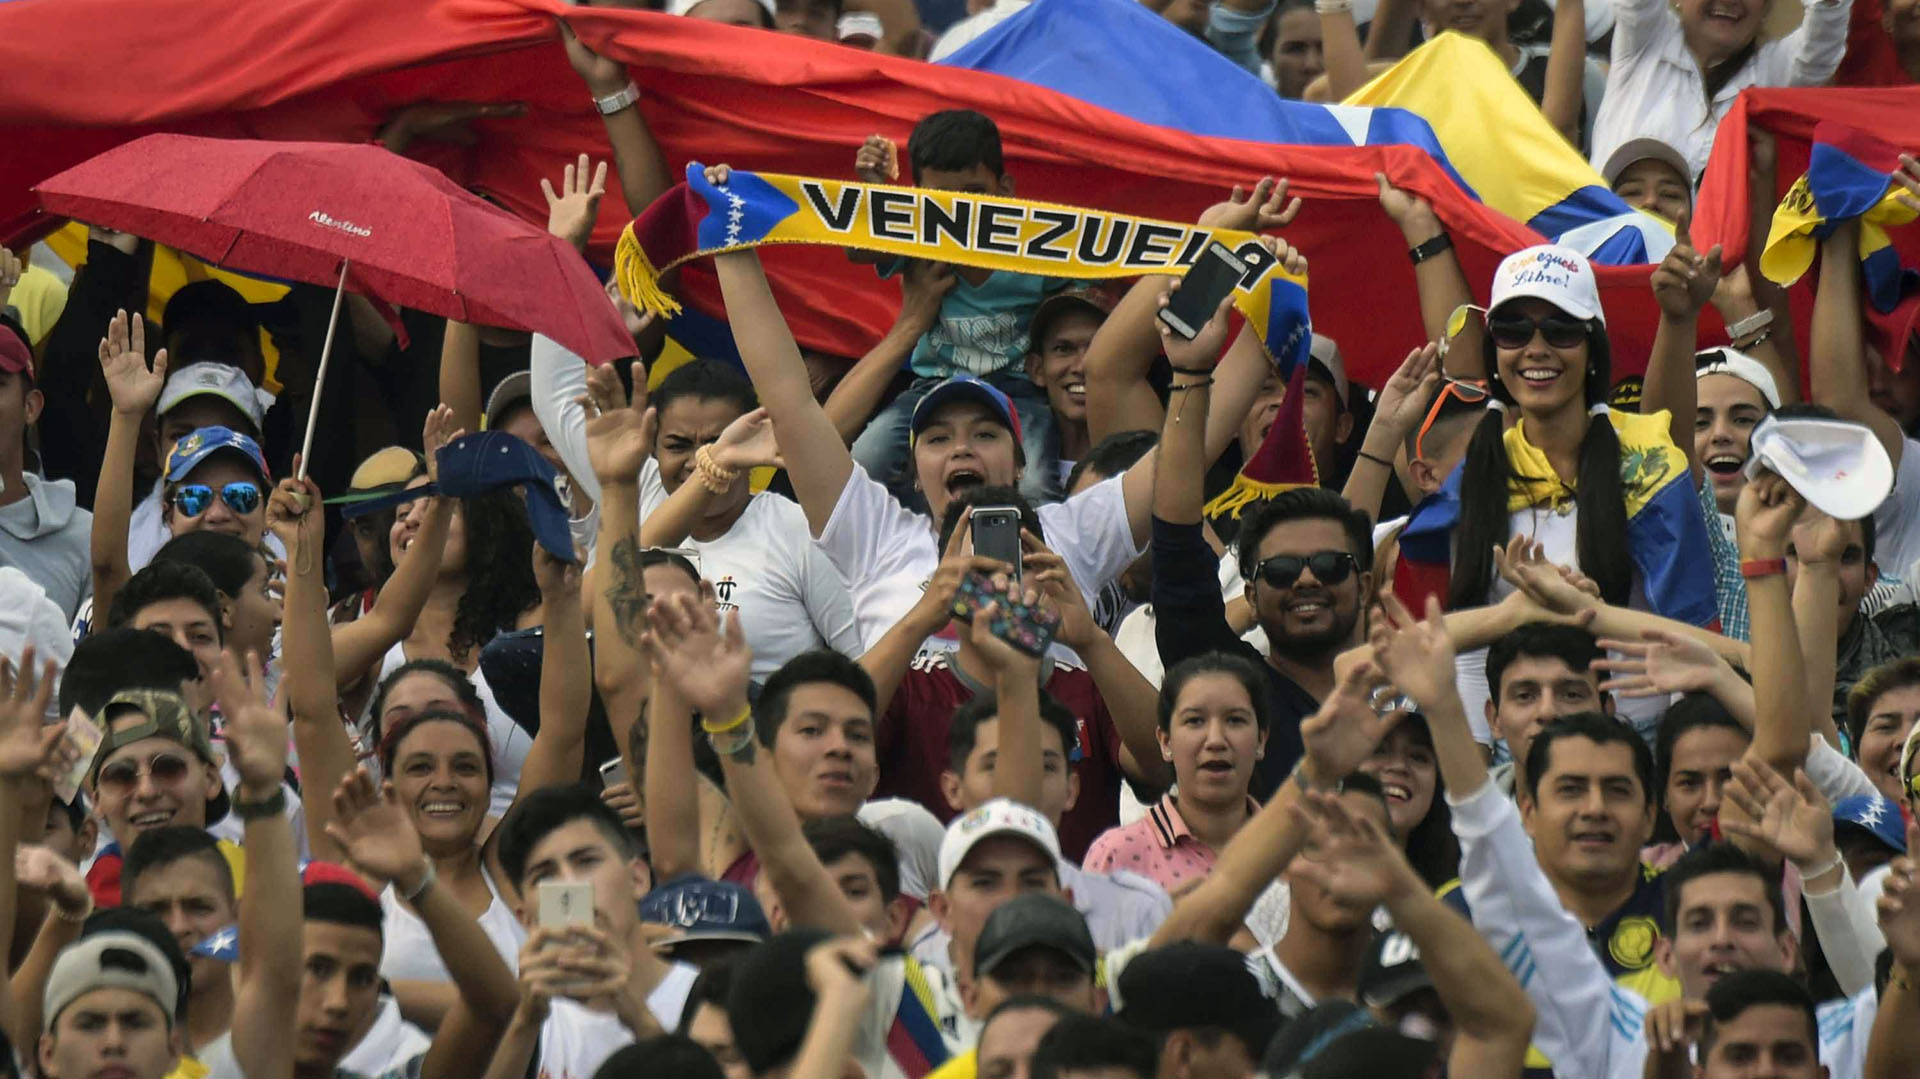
[639,874,771,949]
[910,375,1024,449]
[434,431,577,563]
[1833,794,1907,854]
[165,426,270,484]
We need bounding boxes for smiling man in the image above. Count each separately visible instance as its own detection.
[1023,287,1114,487]
[84,690,233,908]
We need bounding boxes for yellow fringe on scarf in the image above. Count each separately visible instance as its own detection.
[615,221,684,319]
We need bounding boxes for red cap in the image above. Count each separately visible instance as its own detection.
[300,860,379,902]
[0,327,30,377]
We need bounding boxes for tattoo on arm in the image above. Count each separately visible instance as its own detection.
[607,537,650,648]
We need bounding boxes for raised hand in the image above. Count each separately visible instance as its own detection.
[1734,469,1805,560]
[1643,999,1709,1060]
[804,934,879,1002]
[898,260,956,335]
[910,507,1011,633]
[0,650,71,783]
[579,360,653,486]
[208,651,288,799]
[645,592,753,722]
[967,584,1046,683]
[322,768,430,891]
[1368,342,1444,444]
[708,407,784,473]
[556,18,630,95]
[422,403,466,487]
[1882,826,1920,966]
[1367,594,1459,715]
[854,135,898,184]
[1156,289,1235,373]
[1719,758,1834,869]
[1299,660,1399,786]
[0,248,21,312]
[1375,173,1441,236]
[544,154,610,253]
[1024,536,1098,650]
[265,473,325,555]
[533,543,583,596]
[98,310,168,418]
[1894,153,1920,215]
[1592,628,1732,698]
[1649,210,1724,320]
[14,845,91,918]
[1796,508,1851,566]
[601,780,645,832]
[1197,177,1301,232]
[1287,789,1416,908]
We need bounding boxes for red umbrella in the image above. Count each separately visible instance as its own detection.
[34,134,635,471]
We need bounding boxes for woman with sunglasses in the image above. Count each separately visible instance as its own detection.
[1397,245,1718,745]
[91,311,278,633]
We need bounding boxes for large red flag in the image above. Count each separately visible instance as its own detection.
[3,0,1911,384]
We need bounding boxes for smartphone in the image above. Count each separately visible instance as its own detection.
[952,571,1061,656]
[598,756,629,787]
[538,880,596,929]
[969,505,1023,580]
[1157,241,1249,340]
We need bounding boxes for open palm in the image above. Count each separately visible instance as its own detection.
[0,650,69,783]
[209,652,288,792]
[324,769,426,887]
[646,593,753,719]
[710,408,784,473]
[581,360,652,485]
[98,310,168,417]
[1300,661,1397,781]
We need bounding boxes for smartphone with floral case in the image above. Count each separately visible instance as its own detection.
[952,571,1060,657]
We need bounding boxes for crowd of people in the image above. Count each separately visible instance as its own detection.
[2,0,1920,1076]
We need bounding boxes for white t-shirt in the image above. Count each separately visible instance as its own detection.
[818,465,1140,653]
[369,643,532,820]
[638,459,863,681]
[200,996,428,1079]
[1873,437,1920,587]
[535,963,699,1079]
[378,869,528,984]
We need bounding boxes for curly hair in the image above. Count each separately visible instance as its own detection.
[448,488,540,664]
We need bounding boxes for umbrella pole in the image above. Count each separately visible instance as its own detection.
[296,259,350,482]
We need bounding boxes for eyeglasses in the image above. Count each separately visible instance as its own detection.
[1487,312,1591,350]
[1414,377,1489,462]
[1253,551,1356,589]
[171,482,263,518]
[97,751,195,793]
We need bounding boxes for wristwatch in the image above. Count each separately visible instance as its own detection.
[1726,309,1774,342]
[594,82,642,116]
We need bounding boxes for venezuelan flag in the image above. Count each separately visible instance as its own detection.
[885,956,953,1078]
[1760,121,1920,312]
[1394,410,1719,628]
[1344,33,1674,266]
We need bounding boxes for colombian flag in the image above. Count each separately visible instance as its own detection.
[1393,410,1720,627]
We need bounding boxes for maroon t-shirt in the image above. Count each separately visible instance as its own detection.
[876,651,1125,860]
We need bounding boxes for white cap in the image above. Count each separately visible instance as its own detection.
[1695,348,1782,409]
[1307,334,1348,403]
[1489,244,1604,325]
[1601,137,1694,187]
[0,568,73,718]
[670,0,776,18]
[484,370,534,431]
[937,798,1061,889]
[1745,415,1894,521]
[157,362,267,431]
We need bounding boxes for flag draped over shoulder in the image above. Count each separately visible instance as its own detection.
[1344,33,1675,267]
[618,164,1313,371]
[1393,409,1720,628]
[1760,122,1919,312]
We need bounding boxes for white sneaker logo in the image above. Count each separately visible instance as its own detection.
[308,211,372,238]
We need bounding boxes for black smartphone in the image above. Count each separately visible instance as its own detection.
[1157,241,1248,340]
[970,505,1024,581]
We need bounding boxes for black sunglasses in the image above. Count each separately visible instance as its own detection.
[1253,551,1357,589]
[1488,313,1590,350]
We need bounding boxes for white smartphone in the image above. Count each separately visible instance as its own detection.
[598,756,629,787]
[537,880,595,929]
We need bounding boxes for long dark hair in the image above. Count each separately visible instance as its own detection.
[1449,323,1633,609]
[449,489,540,663]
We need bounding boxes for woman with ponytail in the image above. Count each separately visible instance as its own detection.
[1395,245,1719,746]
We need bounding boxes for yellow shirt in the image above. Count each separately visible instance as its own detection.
[926,1050,977,1079]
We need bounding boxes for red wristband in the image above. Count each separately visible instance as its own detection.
[1739,557,1788,580]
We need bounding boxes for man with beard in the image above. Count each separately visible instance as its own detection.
[1149,301,1373,799]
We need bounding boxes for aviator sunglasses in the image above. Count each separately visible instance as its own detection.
[171,481,264,518]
